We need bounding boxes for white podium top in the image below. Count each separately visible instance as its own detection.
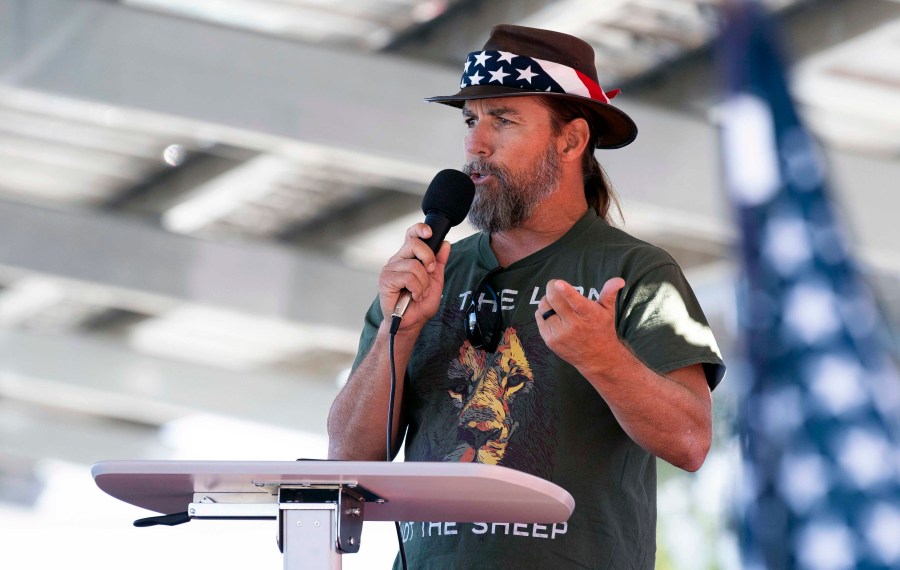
[92,460,574,523]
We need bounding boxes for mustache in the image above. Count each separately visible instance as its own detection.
[462,159,508,183]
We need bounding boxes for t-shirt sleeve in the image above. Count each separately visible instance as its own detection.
[349,296,383,374]
[616,263,726,390]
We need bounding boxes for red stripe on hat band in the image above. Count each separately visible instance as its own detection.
[574,69,607,103]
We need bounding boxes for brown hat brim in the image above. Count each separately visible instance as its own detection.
[426,85,638,150]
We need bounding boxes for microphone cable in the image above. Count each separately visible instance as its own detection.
[388,314,409,570]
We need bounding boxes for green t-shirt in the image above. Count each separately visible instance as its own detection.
[351,210,725,569]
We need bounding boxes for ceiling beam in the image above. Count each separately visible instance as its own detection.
[0,199,377,331]
[0,0,465,172]
[0,328,341,434]
[101,144,260,213]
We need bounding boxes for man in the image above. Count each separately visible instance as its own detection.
[328,24,725,569]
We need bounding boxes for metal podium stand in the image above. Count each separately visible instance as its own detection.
[92,460,575,569]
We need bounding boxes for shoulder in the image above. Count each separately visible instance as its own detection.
[584,220,680,279]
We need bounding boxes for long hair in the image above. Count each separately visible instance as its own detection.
[538,97,623,225]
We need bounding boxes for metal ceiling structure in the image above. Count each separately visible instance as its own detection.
[1,0,899,565]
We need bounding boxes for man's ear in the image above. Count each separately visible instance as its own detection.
[558,118,591,163]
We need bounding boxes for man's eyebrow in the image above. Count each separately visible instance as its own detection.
[487,106,519,117]
[461,106,520,118]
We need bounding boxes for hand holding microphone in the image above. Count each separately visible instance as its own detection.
[386,169,475,332]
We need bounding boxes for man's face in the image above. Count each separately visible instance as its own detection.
[461,97,562,233]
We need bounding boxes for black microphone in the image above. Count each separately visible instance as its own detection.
[391,169,475,324]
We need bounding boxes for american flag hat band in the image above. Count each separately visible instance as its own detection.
[456,50,621,105]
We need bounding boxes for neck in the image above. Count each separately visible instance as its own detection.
[490,177,588,267]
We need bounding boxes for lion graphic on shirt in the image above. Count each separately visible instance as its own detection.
[444,327,535,465]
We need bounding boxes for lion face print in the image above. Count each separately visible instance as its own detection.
[444,327,534,464]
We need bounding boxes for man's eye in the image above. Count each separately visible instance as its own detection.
[496,117,513,126]
[465,118,476,127]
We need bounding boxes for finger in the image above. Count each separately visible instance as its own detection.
[534,303,554,336]
[391,238,438,272]
[598,277,625,310]
[533,295,554,319]
[390,224,438,270]
[405,222,432,242]
[534,299,563,342]
[381,260,431,299]
[533,297,555,321]
[545,279,592,318]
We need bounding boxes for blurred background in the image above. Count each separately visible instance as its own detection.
[0,0,898,568]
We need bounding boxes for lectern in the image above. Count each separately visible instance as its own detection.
[93,460,574,569]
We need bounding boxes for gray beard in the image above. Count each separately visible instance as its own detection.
[463,145,561,234]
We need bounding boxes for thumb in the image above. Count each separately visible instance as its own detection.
[598,277,625,310]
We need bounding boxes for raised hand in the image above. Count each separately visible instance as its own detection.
[534,277,625,370]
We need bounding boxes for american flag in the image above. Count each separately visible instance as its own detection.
[717,2,900,569]
[457,50,619,103]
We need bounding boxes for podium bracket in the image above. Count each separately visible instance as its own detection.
[276,485,365,560]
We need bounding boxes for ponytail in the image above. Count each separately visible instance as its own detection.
[583,147,622,225]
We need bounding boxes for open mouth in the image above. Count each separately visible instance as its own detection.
[464,161,502,185]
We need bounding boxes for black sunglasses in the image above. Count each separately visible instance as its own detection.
[464,266,503,352]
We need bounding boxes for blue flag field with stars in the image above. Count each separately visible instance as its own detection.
[717,2,900,569]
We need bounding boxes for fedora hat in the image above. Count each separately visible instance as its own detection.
[426,24,637,149]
